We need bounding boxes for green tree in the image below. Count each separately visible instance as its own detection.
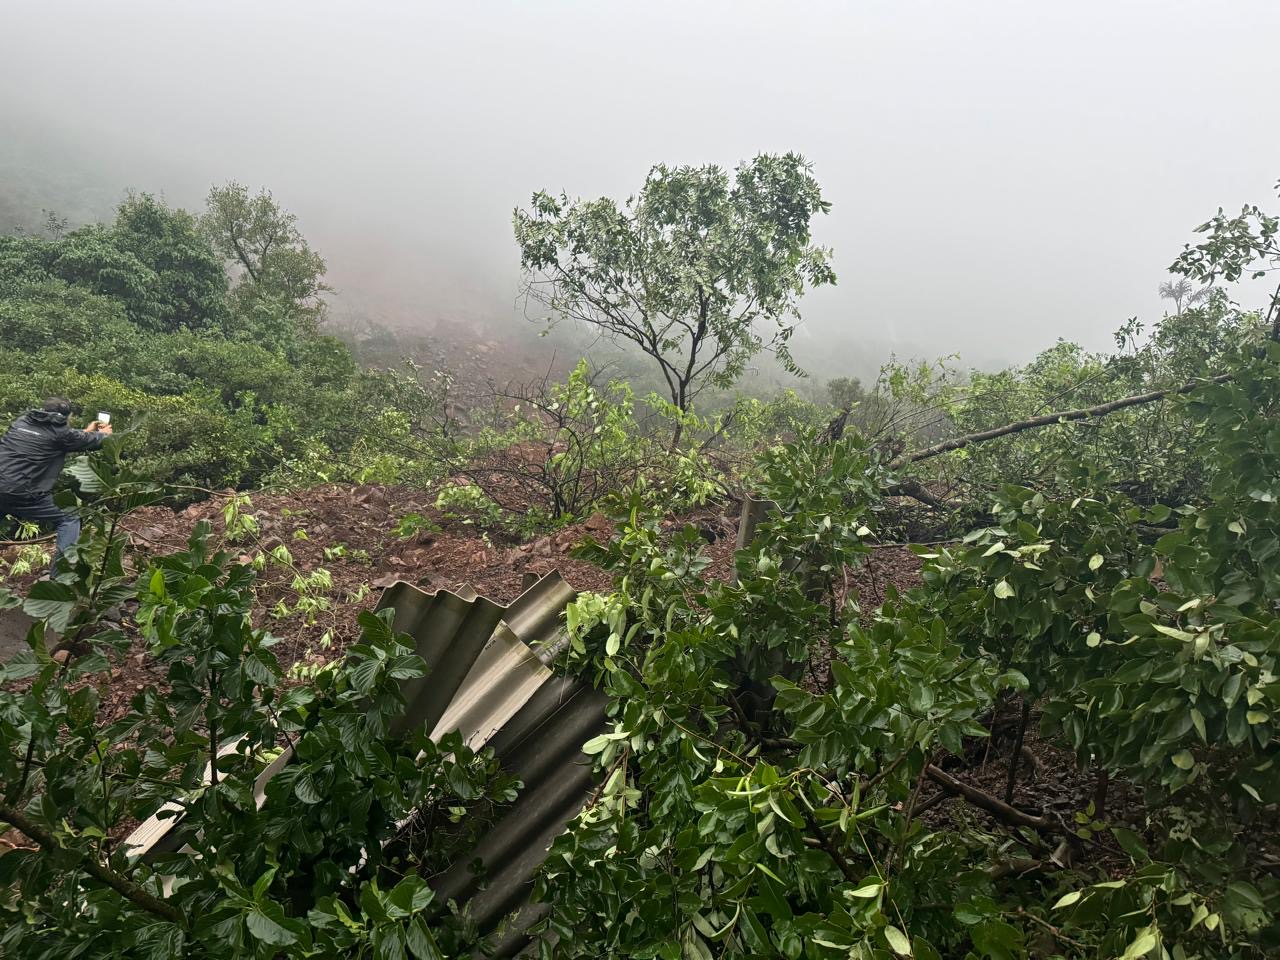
[201,182,329,337]
[0,459,514,958]
[111,193,229,332]
[513,153,835,446]
[826,375,866,411]
[3,195,228,333]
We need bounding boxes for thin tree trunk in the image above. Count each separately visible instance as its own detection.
[1093,769,1109,821]
[1005,699,1031,804]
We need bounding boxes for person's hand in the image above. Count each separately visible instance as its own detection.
[99,423,113,435]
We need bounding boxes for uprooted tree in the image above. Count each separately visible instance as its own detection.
[513,153,836,447]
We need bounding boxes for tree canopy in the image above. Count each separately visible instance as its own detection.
[514,153,835,443]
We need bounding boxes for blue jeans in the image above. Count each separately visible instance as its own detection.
[0,492,81,576]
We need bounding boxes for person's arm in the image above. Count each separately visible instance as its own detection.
[60,422,112,452]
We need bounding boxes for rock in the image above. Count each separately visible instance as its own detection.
[51,649,70,665]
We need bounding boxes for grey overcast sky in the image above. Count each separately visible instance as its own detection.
[3,0,1279,374]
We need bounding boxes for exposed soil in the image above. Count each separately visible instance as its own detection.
[1,484,738,726]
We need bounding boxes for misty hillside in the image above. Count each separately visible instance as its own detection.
[3,4,1280,959]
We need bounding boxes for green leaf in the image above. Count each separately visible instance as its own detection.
[1088,553,1103,571]
[1053,891,1082,909]
[1223,672,1244,707]
[387,875,434,917]
[1153,624,1195,642]
[246,905,298,946]
[1121,927,1157,959]
[993,580,1014,600]
[405,918,443,960]
[251,866,278,902]
[1190,707,1207,742]
[884,924,912,956]
[66,456,108,493]
[845,880,883,899]
[1112,828,1148,860]
[295,772,324,804]
[1171,750,1194,770]
[375,927,407,960]
[23,580,77,633]
[1225,880,1265,911]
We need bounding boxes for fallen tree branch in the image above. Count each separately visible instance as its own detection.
[891,373,1233,468]
[0,800,186,927]
[924,765,1055,832]
[883,479,953,509]
[0,534,56,546]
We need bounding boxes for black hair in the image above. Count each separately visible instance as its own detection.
[42,397,75,416]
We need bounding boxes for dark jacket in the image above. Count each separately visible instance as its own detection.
[0,410,107,496]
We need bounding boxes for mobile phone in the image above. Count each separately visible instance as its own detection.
[97,412,111,425]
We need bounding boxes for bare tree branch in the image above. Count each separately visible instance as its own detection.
[0,800,186,927]
[891,373,1232,468]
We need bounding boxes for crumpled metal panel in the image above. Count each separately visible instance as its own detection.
[379,582,510,737]
[119,569,608,958]
[430,676,609,955]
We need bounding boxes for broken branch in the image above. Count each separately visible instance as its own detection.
[892,373,1232,468]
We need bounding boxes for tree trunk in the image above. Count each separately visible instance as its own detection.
[1004,699,1031,804]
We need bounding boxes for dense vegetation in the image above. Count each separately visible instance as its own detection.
[1,166,1278,958]
[0,188,420,492]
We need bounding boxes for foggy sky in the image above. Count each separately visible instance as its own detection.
[4,0,1280,376]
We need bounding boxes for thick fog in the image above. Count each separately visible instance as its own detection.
[3,0,1279,377]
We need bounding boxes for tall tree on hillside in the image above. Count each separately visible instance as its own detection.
[112,193,229,331]
[202,182,329,336]
[514,153,835,447]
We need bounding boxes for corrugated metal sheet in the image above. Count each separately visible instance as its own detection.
[430,676,608,956]
[120,570,608,956]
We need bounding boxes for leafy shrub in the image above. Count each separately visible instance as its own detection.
[532,342,1280,959]
[0,457,518,957]
[433,482,505,528]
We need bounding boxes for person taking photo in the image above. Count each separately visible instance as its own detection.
[0,397,113,576]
